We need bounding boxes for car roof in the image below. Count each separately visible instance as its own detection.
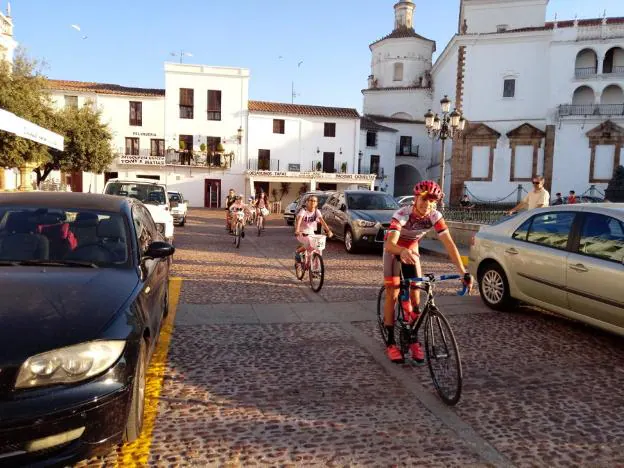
[344,190,387,194]
[543,203,624,212]
[106,178,166,186]
[0,192,129,212]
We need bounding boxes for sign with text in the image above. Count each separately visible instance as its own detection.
[132,131,158,137]
[0,108,64,151]
[119,155,165,165]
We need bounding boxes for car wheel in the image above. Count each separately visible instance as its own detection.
[344,227,358,254]
[478,262,515,311]
[286,220,294,226]
[124,339,147,443]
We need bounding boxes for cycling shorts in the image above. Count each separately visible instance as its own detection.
[383,250,421,287]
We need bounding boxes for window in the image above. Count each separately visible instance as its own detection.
[132,205,154,255]
[366,131,377,147]
[578,213,624,263]
[273,119,285,134]
[150,139,164,157]
[64,95,78,109]
[399,136,412,155]
[207,136,221,166]
[179,88,194,119]
[258,149,270,170]
[525,212,576,250]
[393,62,404,81]
[324,122,336,138]
[125,137,139,156]
[593,145,616,181]
[370,155,380,176]
[207,90,221,121]
[129,101,142,126]
[512,218,532,241]
[471,146,491,178]
[503,79,516,98]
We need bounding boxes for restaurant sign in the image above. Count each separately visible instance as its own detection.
[119,155,165,165]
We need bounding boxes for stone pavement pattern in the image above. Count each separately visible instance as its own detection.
[78,209,624,467]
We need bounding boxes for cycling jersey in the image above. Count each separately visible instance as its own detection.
[386,206,449,251]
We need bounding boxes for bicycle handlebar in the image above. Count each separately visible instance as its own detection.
[403,274,470,297]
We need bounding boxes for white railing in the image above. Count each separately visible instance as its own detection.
[577,23,624,41]
[0,13,12,36]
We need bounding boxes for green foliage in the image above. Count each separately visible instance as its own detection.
[279,182,290,201]
[605,165,624,202]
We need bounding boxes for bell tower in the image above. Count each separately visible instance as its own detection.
[394,0,415,29]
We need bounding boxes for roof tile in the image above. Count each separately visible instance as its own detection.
[46,79,165,97]
[248,100,359,118]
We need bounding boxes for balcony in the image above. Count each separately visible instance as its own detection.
[247,159,280,171]
[311,160,350,173]
[575,67,597,78]
[604,66,624,76]
[558,104,624,117]
[396,145,420,157]
[359,166,384,179]
[115,148,230,168]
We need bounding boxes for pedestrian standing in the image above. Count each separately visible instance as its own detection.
[552,192,564,205]
[507,175,550,215]
[567,191,577,204]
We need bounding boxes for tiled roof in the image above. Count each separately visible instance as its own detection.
[370,27,435,49]
[367,114,424,124]
[248,100,360,118]
[360,116,398,133]
[46,79,165,97]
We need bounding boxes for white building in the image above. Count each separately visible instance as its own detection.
[43,65,373,207]
[432,0,624,203]
[359,0,438,196]
[0,3,16,65]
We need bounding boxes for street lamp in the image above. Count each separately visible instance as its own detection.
[424,95,465,209]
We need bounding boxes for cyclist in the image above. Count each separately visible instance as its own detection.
[225,188,237,230]
[294,195,333,262]
[228,194,248,234]
[383,180,472,363]
[256,188,270,223]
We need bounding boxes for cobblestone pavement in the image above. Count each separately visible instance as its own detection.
[78,209,624,467]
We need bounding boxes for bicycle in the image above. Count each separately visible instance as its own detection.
[294,234,326,292]
[257,207,269,236]
[231,208,245,248]
[376,272,469,406]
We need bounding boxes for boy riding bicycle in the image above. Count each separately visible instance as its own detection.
[383,180,472,363]
[294,195,333,262]
[228,194,250,234]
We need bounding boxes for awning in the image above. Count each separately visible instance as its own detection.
[0,108,64,151]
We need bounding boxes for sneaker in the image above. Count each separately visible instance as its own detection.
[386,345,404,363]
[409,342,425,363]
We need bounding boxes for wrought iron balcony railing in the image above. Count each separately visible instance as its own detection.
[247,159,280,171]
[558,103,624,117]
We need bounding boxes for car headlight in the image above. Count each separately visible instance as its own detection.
[15,340,126,389]
[355,220,377,228]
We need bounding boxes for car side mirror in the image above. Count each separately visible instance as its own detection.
[144,241,175,260]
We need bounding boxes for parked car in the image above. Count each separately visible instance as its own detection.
[322,190,400,253]
[283,197,300,226]
[293,191,334,233]
[0,192,175,466]
[167,190,188,226]
[104,178,174,242]
[395,195,414,207]
[469,203,624,336]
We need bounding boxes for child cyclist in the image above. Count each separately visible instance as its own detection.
[383,180,472,363]
[294,195,333,262]
[228,194,250,234]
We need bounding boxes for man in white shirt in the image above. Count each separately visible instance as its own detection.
[508,175,550,215]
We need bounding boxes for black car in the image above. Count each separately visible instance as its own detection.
[0,192,174,466]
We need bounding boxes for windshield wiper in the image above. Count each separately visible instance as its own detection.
[18,260,99,268]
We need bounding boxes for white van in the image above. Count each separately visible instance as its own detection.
[103,178,175,241]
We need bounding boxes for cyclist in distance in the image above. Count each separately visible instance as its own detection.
[383,180,472,363]
[294,195,333,261]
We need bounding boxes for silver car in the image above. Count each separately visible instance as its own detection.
[322,190,400,253]
[469,203,624,336]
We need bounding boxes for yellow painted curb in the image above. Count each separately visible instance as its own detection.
[116,277,183,467]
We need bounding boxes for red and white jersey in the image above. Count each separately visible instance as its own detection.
[386,206,449,250]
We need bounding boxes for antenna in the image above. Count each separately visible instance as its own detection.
[171,50,193,63]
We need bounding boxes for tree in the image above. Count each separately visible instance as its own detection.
[0,50,57,169]
[605,165,624,202]
[34,104,114,185]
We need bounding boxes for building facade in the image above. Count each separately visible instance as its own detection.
[0,3,16,65]
[434,0,624,203]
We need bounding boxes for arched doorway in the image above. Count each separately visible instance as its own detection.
[575,48,598,77]
[394,164,423,196]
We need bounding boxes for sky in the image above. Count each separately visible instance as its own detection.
[6,0,624,112]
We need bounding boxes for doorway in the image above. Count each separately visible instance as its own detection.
[204,179,221,208]
[253,181,269,198]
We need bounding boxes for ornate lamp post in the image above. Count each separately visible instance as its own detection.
[424,95,465,209]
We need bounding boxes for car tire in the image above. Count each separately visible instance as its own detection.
[344,227,358,254]
[124,339,147,443]
[478,262,515,311]
[286,220,294,226]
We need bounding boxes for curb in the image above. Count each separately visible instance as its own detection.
[419,245,470,267]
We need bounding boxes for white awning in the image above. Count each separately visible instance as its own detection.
[0,108,64,151]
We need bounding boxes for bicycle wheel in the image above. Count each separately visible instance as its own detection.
[235,223,241,248]
[309,252,324,292]
[295,254,305,281]
[424,309,463,406]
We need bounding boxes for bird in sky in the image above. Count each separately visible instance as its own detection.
[298,60,304,68]
[71,24,80,31]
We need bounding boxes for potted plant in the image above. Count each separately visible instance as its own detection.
[199,143,206,153]
[341,162,347,173]
[316,161,322,171]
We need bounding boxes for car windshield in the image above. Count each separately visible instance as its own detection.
[168,193,182,203]
[105,182,166,205]
[0,206,129,268]
[346,193,400,210]
[301,194,329,209]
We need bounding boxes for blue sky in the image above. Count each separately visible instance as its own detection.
[8,0,624,111]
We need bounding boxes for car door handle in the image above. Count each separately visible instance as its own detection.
[505,248,519,255]
[569,263,588,273]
